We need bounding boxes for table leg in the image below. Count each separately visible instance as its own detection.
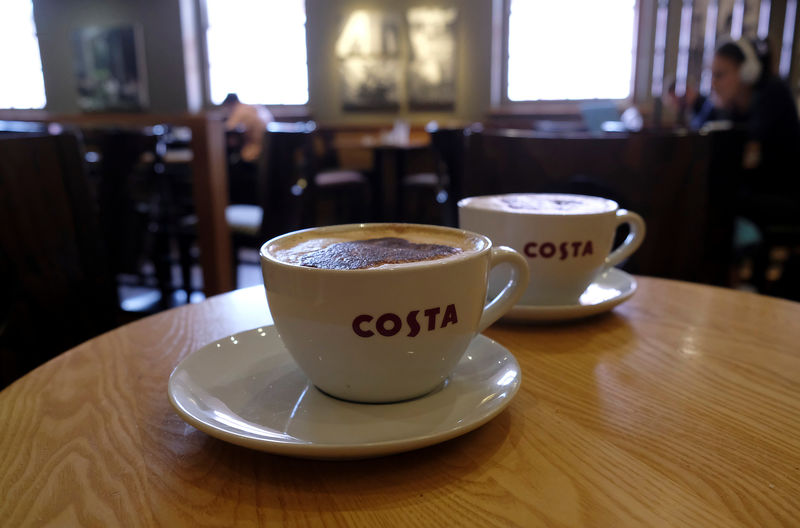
[371,149,385,221]
[394,150,408,221]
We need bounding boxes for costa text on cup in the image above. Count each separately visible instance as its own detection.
[352,304,459,338]
[524,240,594,260]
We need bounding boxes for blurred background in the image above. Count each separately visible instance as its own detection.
[2,0,799,386]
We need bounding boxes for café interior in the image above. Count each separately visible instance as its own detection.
[1,1,800,524]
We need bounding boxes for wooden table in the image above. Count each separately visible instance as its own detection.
[370,139,432,221]
[2,278,799,526]
[333,134,432,222]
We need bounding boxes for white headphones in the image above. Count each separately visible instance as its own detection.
[734,38,763,85]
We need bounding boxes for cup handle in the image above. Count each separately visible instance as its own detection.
[604,209,646,270]
[477,246,530,333]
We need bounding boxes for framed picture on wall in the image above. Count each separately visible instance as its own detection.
[336,10,401,111]
[73,25,149,112]
[339,56,401,111]
[407,6,458,110]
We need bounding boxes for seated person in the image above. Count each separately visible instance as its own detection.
[663,76,708,128]
[221,93,274,162]
[704,39,800,296]
[704,38,799,189]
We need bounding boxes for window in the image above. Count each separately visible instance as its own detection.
[506,0,637,101]
[204,0,308,105]
[0,0,46,109]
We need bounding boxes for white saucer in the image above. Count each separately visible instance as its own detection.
[503,268,637,323]
[168,326,521,459]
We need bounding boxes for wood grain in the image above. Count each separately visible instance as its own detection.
[1,278,799,527]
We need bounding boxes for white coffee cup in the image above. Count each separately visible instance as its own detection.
[459,193,645,306]
[260,223,529,403]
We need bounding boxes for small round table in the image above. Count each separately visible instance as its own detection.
[2,277,799,526]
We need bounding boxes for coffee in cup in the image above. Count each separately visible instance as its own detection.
[459,193,645,306]
[261,223,529,403]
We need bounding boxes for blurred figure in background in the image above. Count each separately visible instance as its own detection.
[220,93,274,209]
[704,38,800,299]
[222,93,274,162]
[664,75,708,128]
[707,38,799,181]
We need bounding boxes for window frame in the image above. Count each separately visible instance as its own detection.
[0,0,47,110]
[196,0,310,114]
[492,0,642,114]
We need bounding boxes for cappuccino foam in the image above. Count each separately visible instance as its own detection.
[460,193,617,215]
[267,224,484,270]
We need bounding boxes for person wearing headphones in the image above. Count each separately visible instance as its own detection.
[703,38,800,298]
[705,38,799,178]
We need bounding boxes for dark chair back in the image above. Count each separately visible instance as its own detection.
[427,124,472,225]
[462,129,733,284]
[80,128,158,275]
[0,133,117,388]
[225,129,260,205]
[258,122,317,239]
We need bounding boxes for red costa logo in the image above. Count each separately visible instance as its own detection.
[352,304,458,338]
[524,240,594,260]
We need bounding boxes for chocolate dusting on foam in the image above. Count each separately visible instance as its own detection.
[299,237,461,270]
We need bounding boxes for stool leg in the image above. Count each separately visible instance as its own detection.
[178,234,193,295]
[153,229,172,308]
[231,237,242,289]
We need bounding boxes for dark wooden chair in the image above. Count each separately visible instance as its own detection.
[81,127,199,309]
[461,129,735,285]
[226,129,260,206]
[749,214,800,300]
[730,128,800,298]
[395,124,445,225]
[0,133,118,388]
[307,125,372,228]
[395,122,481,226]
[226,122,371,283]
[81,128,158,278]
[226,123,313,266]
[149,127,200,303]
[430,123,481,226]
[396,124,451,226]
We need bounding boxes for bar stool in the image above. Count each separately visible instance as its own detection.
[399,122,475,226]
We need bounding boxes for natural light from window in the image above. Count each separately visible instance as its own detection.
[205,0,308,105]
[507,0,636,101]
[0,0,46,109]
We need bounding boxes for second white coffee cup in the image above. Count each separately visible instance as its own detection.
[459,193,645,306]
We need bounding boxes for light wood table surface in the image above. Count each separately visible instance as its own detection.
[2,278,799,527]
